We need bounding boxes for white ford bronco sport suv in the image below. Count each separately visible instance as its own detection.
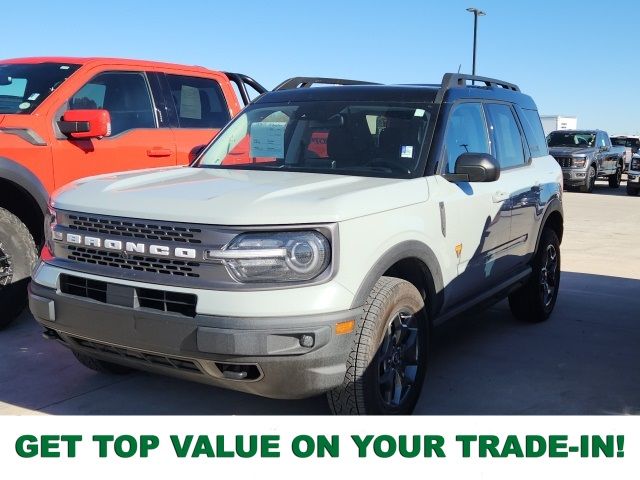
[30,74,564,415]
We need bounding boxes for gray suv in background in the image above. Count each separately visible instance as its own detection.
[547,130,625,192]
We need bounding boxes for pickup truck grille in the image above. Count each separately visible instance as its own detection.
[554,156,573,168]
[67,214,203,244]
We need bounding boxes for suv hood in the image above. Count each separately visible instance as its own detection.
[548,146,594,156]
[52,167,429,225]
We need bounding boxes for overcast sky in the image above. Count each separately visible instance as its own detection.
[4,0,638,134]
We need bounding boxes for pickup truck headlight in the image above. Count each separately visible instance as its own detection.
[631,157,640,171]
[572,157,586,168]
[207,231,331,283]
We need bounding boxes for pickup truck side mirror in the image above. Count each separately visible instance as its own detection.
[599,145,609,152]
[449,152,500,182]
[58,109,111,139]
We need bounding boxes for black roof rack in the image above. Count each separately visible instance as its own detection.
[273,76,379,91]
[435,73,520,103]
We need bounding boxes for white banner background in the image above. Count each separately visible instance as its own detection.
[0,415,637,479]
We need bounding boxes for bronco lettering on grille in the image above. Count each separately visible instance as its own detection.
[60,233,197,259]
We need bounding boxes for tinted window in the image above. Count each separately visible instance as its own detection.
[485,104,525,168]
[69,71,155,135]
[166,75,230,128]
[547,131,596,147]
[444,102,489,173]
[520,108,548,157]
[0,62,80,114]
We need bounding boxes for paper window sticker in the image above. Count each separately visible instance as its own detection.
[179,85,202,119]
[400,145,414,158]
[250,122,286,158]
[18,102,30,110]
[414,108,426,117]
[28,93,40,101]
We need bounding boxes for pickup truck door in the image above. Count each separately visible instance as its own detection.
[437,102,513,308]
[51,70,177,188]
[157,73,242,165]
[596,132,614,173]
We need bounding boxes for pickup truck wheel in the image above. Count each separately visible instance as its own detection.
[73,352,132,375]
[627,185,639,196]
[579,166,596,193]
[327,277,428,415]
[0,208,37,329]
[508,228,560,323]
[608,166,622,188]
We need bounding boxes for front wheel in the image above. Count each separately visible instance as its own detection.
[509,228,561,322]
[608,166,622,188]
[0,208,38,329]
[327,277,428,415]
[579,166,596,193]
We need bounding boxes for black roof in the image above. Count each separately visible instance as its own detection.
[254,74,538,110]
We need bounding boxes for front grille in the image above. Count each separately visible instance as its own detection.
[554,156,573,168]
[67,214,202,244]
[66,245,200,278]
[70,336,202,374]
[60,274,197,317]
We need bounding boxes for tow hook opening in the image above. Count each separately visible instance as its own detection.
[215,362,261,381]
[42,328,60,341]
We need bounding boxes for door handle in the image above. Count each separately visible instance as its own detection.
[147,148,173,157]
[492,191,510,203]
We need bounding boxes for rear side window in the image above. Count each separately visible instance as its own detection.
[485,103,525,168]
[69,71,155,135]
[443,102,490,173]
[519,108,548,158]
[166,75,230,129]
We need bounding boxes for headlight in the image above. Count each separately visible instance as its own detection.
[631,157,640,171]
[572,157,586,168]
[206,231,331,283]
[43,205,59,256]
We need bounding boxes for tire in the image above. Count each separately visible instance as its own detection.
[509,228,561,323]
[608,166,622,188]
[327,277,429,415]
[73,351,133,375]
[627,185,639,196]
[0,207,37,329]
[579,166,596,193]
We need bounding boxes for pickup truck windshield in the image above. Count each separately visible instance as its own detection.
[547,131,596,148]
[0,63,80,114]
[196,101,434,178]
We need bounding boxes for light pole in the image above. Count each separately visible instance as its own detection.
[466,7,486,77]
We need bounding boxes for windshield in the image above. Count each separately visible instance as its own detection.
[611,137,640,150]
[195,101,434,178]
[0,62,80,114]
[547,131,596,148]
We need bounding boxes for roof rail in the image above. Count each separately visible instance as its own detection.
[223,72,268,106]
[273,76,379,91]
[435,73,520,103]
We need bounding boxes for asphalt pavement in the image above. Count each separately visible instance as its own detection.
[1,178,638,415]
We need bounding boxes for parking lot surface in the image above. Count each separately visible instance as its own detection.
[1,179,639,415]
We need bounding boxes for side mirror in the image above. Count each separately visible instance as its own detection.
[188,144,207,163]
[453,152,500,182]
[58,109,111,139]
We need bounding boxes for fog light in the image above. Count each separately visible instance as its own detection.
[576,173,586,177]
[299,334,314,348]
[335,319,355,335]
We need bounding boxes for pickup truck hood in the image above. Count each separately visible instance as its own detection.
[548,146,595,156]
[52,167,429,225]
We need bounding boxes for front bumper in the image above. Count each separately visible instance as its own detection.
[29,281,360,399]
[561,168,588,186]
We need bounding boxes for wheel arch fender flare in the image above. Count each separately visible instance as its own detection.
[535,198,564,254]
[350,240,445,314]
[0,156,49,214]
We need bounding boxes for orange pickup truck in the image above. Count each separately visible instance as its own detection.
[0,57,265,326]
